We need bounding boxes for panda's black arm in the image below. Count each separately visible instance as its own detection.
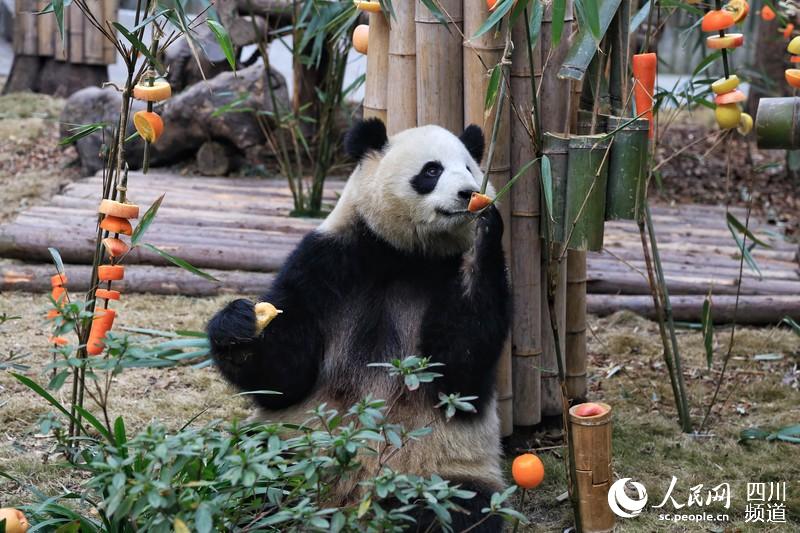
[420,206,511,409]
[207,233,340,409]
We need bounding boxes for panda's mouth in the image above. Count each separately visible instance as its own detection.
[435,207,471,218]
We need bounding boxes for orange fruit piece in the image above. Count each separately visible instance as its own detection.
[0,508,29,533]
[353,24,369,54]
[782,23,795,39]
[100,215,133,236]
[98,265,125,281]
[714,89,746,104]
[724,0,749,23]
[95,288,121,301]
[706,33,744,49]
[87,308,116,355]
[761,4,776,20]
[132,79,172,102]
[512,453,545,489]
[102,237,130,258]
[791,56,800,63]
[701,10,736,32]
[98,200,139,219]
[49,336,69,346]
[50,273,67,287]
[51,286,67,303]
[467,192,492,212]
[46,309,59,320]
[133,111,164,143]
[786,68,800,88]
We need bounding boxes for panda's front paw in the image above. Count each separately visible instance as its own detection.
[207,298,257,349]
[475,204,504,245]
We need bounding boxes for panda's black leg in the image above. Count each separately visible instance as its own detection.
[406,482,505,533]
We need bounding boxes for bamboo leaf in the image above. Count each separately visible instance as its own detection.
[141,244,219,282]
[575,0,601,39]
[484,65,502,113]
[725,212,771,248]
[53,0,66,51]
[206,20,237,72]
[630,2,650,32]
[48,247,65,275]
[541,155,554,221]
[114,416,127,447]
[692,51,722,77]
[59,122,108,146]
[727,225,762,279]
[492,158,538,204]
[782,316,800,336]
[419,0,448,25]
[112,22,163,72]
[472,0,515,40]
[551,0,566,45]
[528,0,544,44]
[131,194,165,246]
[701,294,714,369]
[558,0,623,81]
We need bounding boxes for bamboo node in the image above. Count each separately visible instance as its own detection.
[512,349,543,358]
[511,210,540,217]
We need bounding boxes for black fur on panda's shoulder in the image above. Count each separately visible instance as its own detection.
[344,118,388,162]
[459,124,485,164]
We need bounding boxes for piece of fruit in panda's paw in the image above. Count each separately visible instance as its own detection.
[254,302,283,333]
[512,453,545,489]
[0,508,30,533]
[467,192,493,212]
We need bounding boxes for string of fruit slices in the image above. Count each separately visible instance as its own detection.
[47,73,171,355]
[703,0,754,134]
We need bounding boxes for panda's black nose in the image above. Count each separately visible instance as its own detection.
[458,188,478,200]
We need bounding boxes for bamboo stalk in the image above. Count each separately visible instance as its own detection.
[363,10,390,123]
[464,0,513,435]
[508,15,544,427]
[386,0,416,134]
[565,250,587,400]
[415,0,463,132]
[565,135,610,251]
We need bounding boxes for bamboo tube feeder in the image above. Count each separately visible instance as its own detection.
[463,0,513,436]
[569,402,615,532]
[415,0,464,132]
[363,10,389,123]
[386,0,417,135]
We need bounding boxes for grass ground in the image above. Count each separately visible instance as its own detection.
[1,291,798,531]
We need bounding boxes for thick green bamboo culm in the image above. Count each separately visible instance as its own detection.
[565,135,610,251]
[755,97,800,149]
[542,133,571,243]
[605,116,648,220]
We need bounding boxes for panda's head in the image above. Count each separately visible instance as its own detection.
[321,118,492,256]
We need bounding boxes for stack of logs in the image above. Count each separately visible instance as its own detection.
[359,1,585,435]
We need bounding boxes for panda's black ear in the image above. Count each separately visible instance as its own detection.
[459,124,485,164]
[344,118,388,161]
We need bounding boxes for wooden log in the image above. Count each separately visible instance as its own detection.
[586,294,800,324]
[509,15,543,427]
[566,249,587,401]
[363,10,390,123]
[196,140,233,176]
[586,270,800,296]
[464,0,513,436]
[588,256,799,282]
[415,0,463,132]
[0,263,275,296]
[386,0,416,134]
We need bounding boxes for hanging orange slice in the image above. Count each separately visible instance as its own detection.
[102,237,130,258]
[98,265,125,281]
[353,25,369,54]
[724,0,749,23]
[132,79,172,102]
[133,111,164,143]
[95,289,121,301]
[786,69,800,88]
[98,200,139,219]
[702,10,736,32]
[706,33,744,49]
[100,215,133,236]
[714,89,746,104]
[353,1,381,12]
[761,5,776,20]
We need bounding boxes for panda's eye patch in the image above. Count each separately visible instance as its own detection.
[411,161,444,195]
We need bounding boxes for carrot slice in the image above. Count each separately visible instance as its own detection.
[50,336,69,346]
[791,56,800,63]
[467,192,493,212]
[98,265,125,281]
[95,289,121,301]
[87,308,116,355]
[133,111,164,143]
[761,5,775,20]
[98,200,139,219]
[50,273,67,287]
[782,23,795,39]
[632,53,657,138]
[51,286,67,302]
[46,309,60,320]
[100,215,133,235]
[102,237,130,258]
[132,79,172,102]
[701,10,736,32]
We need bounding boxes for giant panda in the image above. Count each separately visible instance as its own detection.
[207,118,512,532]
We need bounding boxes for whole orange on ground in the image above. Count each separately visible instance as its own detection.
[512,453,545,489]
[0,508,30,533]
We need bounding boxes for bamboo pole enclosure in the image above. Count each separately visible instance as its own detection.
[363,11,390,122]
[463,0,513,436]
[415,0,464,133]
[386,1,417,135]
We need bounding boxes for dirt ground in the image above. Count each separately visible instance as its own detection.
[1,93,799,530]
